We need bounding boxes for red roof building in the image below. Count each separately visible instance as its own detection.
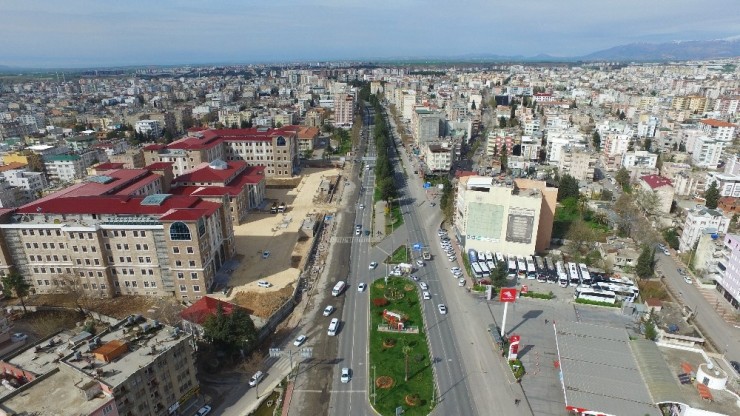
[639,175,675,214]
[180,296,245,325]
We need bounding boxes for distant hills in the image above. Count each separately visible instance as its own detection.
[581,39,740,61]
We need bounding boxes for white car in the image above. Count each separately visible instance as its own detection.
[458,278,465,286]
[410,275,419,281]
[369,261,378,270]
[419,282,428,290]
[293,335,307,347]
[437,304,447,314]
[257,280,272,288]
[422,291,431,300]
[663,249,670,256]
[451,267,461,273]
[249,371,264,387]
[341,367,351,383]
[358,283,367,292]
[196,405,212,416]
[323,305,335,316]
[416,260,425,267]
[359,204,364,209]
[684,276,693,284]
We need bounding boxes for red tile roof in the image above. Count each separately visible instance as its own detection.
[700,119,736,128]
[0,162,28,172]
[145,162,174,170]
[173,161,247,184]
[142,144,166,151]
[180,296,247,324]
[171,165,265,197]
[94,162,125,171]
[641,174,673,189]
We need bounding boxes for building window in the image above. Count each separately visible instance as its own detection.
[177,272,184,279]
[193,285,200,292]
[191,272,198,280]
[179,285,187,292]
[189,260,196,267]
[170,222,191,241]
[143,244,149,250]
[186,246,194,254]
[175,260,182,267]
[173,247,180,254]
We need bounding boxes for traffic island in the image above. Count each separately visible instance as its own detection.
[369,277,434,416]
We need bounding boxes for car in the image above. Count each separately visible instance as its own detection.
[262,250,270,259]
[364,230,371,236]
[359,204,364,209]
[437,229,447,236]
[358,283,367,292]
[341,367,351,383]
[323,305,335,316]
[422,291,431,300]
[684,276,693,284]
[249,371,264,387]
[196,405,212,416]
[437,304,447,314]
[451,267,461,273]
[458,278,466,286]
[293,335,307,347]
[730,361,740,374]
[355,224,362,230]
[452,271,463,278]
[416,260,425,267]
[369,261,378,270]
[410,275,419,281]
[419,282,428,290]
[257,280,272,288]
[663,249,670,256]
[355,228,361,236]
[11,333,27,342]
[677,268,686,275]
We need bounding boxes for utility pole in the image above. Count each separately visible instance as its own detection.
[372,365,377,406]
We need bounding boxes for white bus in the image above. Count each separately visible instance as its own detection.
[495,252,506,265]
[332,281,346,296]
[567,262,580,287]
[574,287,617,304]
[556,261,568,287]
[478,261,491,277]
[593,282,638,302]
[507,258,518,277]
[578,263,592,285]
[486,260,496,273]
[517,257,527,277]
[526,256,537,279]
[471,262,484,278]
[484,251,494,262]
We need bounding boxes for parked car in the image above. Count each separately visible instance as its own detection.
[257,280,272,288]
[422,291,431,300]
[249,371,264,387]
[262,250,270,259]
[323,305,335,316]
[458,278,465,286]
[419,282,428,290]
[410,275,419,281]
[684,276,693,284]
[196,405,212,416]
[369,262,378,270]
[293,335,307,347]
[730,361,740,374]
[416,260,425,267]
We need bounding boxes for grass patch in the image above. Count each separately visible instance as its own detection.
[471,284,487,292]
[385,203,404,234]
[461,253,473,277]
[520,291,555,300]
[385,245,410,264]
[369,278,434,416]
[637,280,669,301]
[509,359,525,380]
[552,197,610,239]
[248,390,281,416]
[575,298,621,308]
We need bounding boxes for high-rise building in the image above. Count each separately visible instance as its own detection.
[558,148,596,182]
[333,94,354,129]
[716,234,740,310]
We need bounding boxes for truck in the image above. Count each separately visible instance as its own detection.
[397,263,414,274]
[422,250,431,260]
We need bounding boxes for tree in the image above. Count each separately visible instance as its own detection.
[678,142,686,152]
[499,116,507,128]
[470,100,476,110]
[592,131,601,149]
[636,188,661,216]
[557,174,580,201]
[499,144,508,173]
[671,142,678,151]
[491,261,507,289]
[662,228,680,250]
[614,193,639,237]
[615,167,630,189]
[402,342,412,381]
[2,272,31,313]
[643,138,652,151]
[705,180,720,209]
[618,110,626,120]
[635,245,655,279]
[203,304,258,354]
[566,219,597,256]
[600,189,614,201]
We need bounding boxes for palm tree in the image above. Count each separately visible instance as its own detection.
[2,271,31,314]
[403,343,412,381]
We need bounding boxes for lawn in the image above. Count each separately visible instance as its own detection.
[385,204,404,234]
[369,277,435,416]
[385,245,410,264]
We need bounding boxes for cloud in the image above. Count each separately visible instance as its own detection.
[0,0,738,66]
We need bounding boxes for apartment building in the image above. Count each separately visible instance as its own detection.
[621,151,658,169]
[558,148,596,181]
[691,136,724,169]
[108,148,146,169]
[423,142,453,172]
[0,316,198,416]
[333,94,354,129]
[0,168,233,300]
[716,234,740,310]
[412,108,443,145]
[638,175,674,214]
[143,127,298,178]
[453,176,543,256]
[0,163,46,198]
[679,208,730,252]
[135,120,163,138]
[485,133,515,157]
[602,132,631,158]
[705,172,740,197]
[45,154,87,182]
[699,119,736,142]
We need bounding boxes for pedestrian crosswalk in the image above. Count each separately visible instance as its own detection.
[696,285,739,324]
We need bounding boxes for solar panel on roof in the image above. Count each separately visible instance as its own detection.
[87,175,115,184]
[140,194,171,206]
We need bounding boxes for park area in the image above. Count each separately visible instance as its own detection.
[369,277,434,416]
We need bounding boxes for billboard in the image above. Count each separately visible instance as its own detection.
[505,207,535,244]
[499,288,517,303]
[508,335,521,360]
[467,202,504,243]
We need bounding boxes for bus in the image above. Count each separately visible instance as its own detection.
[468,249,479,264]
[578,263,592,286]
[526,256,537,280]
[556,261,568,287]
[486,260,497,273]
[471,262,484,278]
[507,257,518,277]
[484,251,494,262]
[567,262,580,287]
[593,282,638,302]
[479,261,491,277]
[495,252,506,265]
[574,287,617,304]
[517,257,527,278]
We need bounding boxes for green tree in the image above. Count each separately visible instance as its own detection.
[705,180,720,209]
[600,189,614,201]
[202,303,258,353]
[491,261,508,289]
[592,131,601,149]
[499,116,507,128]
[470,100,476,110]
[662,228,680,250]
[672,142,678,151]
[635,245,655,279]
[615,167,630,189]
[2,271,31,313]
[499,144,508,173]
[557,174,580,201]
[678,142,686,152]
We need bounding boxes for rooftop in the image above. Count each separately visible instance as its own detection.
[641,174,673,189]
[0,162,28,172]
[554,321,660,416]
[700,119,736,128]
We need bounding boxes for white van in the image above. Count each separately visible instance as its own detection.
[332,281,346,296]
[328,318,339,336]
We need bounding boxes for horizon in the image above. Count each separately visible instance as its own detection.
[2,1,740,68]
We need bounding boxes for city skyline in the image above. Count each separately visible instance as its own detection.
[2,0,740,68]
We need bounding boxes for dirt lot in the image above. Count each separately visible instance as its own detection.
[232,284,296,318]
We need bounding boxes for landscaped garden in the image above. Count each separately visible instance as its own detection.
[385,245,410,264]
[369,277,435,415]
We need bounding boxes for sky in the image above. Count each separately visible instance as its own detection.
[1,0,739,68]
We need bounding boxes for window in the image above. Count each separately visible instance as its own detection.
[124,244,129,250]
[191,272,198,280]
[145,257,151,263]
[179,285,187,292]
[88,271,94,277]
[186,246,194,254]
[82,246,87,252]
[177,272,184,279]
[170,222,191,241]
[136,244,141,250]
[105,243,111,250]
[97,272,103,277]
[50,243,55,249]
[25,243,31,248]
[138,257,144,263]
[193,285,200,292]
[73,246,79,252]
[141,231,146,237]
[197,218,206,236]
[33,267,39,273]
[143,244,149,250]
[116,244,122,250]
[78,233,83,239]
[175,260,182,267]
[150,281,156,287]
[91,246,97,252]
[276,136,286,146]
[144,281,150,287]
[94,259,100,266]
[42,243,48,249]
[133,231,139,237]
[189,260,196,267]
[87,233,93,239]
[79,271,85,277]
[102,230,108,237]
[126,257,132,263]
[76,259,82,265]
[91,283,97,289]
[125,281,130,287]
[132,281,138,288]
[173,247,180,254]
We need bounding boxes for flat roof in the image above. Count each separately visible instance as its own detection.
[554,321,660,416]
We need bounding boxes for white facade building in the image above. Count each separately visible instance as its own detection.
[679,208,730,252]
[622,151,658,169]
[691,136,724,169]
[135,119,163,138]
